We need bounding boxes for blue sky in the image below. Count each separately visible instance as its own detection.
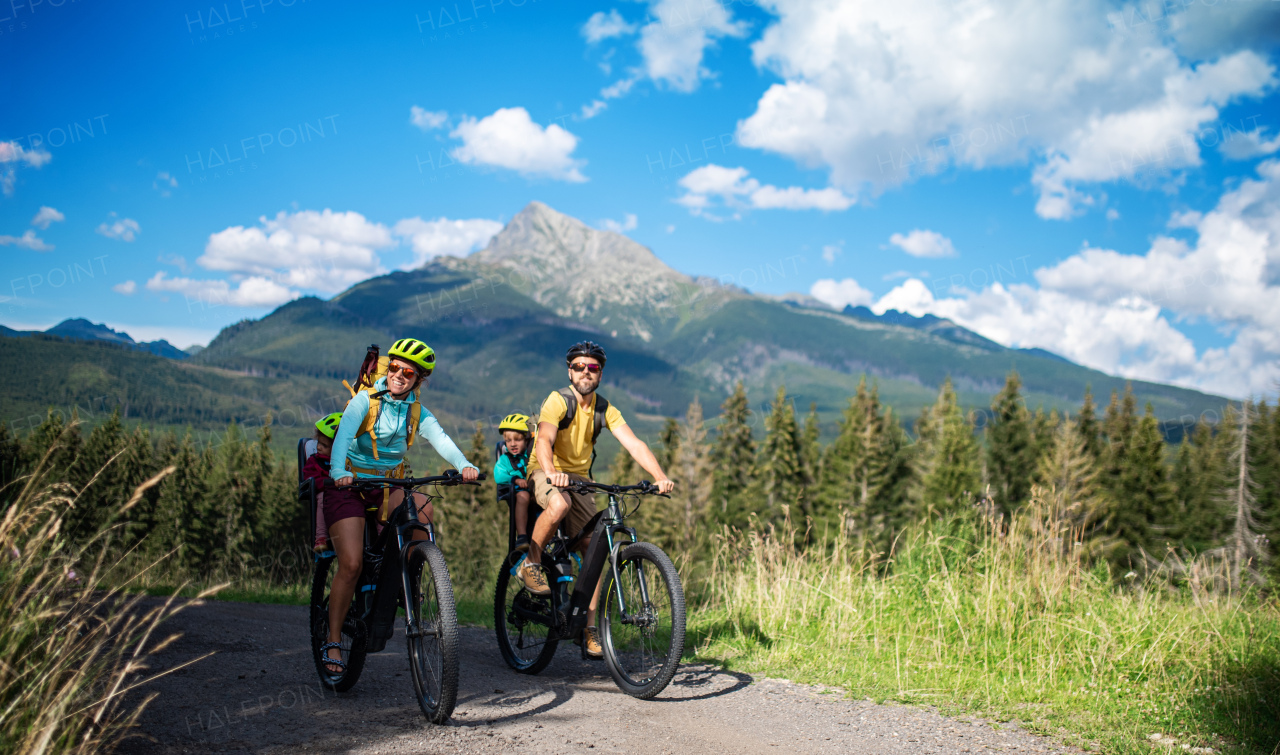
[2,0,1278,398]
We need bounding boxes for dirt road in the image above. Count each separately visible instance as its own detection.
[117,599,1080,754]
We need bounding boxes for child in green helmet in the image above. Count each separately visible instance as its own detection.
[303,412,344,553]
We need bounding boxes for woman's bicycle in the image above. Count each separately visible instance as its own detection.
[493,479,686,699]
[307,469,481,724]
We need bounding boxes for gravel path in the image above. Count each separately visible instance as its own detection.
[117,599,1083,754]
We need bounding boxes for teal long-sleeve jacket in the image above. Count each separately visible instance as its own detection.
[330,377,477,481]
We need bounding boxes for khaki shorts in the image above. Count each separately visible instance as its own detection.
[528,469,599,540]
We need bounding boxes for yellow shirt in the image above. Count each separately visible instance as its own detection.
[528,390,627,477]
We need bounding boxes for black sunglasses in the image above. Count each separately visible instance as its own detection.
[569,362,602,374]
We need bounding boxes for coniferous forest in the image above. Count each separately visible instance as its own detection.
[3,371,1278,588]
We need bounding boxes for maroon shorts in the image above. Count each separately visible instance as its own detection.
[321,486,377,525]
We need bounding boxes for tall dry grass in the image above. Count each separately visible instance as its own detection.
[0,445,218,754]
[692,487,1280,754]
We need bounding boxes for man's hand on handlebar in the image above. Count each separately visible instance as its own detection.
[548,471,570,488]
[654,478,675,495]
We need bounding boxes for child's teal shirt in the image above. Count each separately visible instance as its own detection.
[494,450,529,486]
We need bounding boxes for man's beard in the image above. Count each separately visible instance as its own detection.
[572,376,598,396]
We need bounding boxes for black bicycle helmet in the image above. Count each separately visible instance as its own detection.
[565,340,607,366]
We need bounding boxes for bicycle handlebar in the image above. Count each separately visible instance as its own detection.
[348,469,486,490]
[560,479,670,498]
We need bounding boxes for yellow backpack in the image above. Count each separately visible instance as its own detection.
[342,345,423,462]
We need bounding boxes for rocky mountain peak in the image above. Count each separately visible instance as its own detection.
[467,202,711,341]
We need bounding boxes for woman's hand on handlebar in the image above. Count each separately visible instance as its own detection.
[461,467,479,482]
[335,476,352,488]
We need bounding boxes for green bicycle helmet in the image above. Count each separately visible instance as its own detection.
[388,337,436,376]
[498,413,531,434]
[315,412,343,439]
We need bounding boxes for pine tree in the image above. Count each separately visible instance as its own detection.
[152,433,208,569]
[1037,418,1111,556]
[915,378,982,518]
[65,410,126,546]
[1031,408,1059,480]
[1248,400,1280,572]
[758,385,804,526]
[1226,401,1266,588]
[1076,387,1103,461]
[202,423,253,574]
[0,423,25,505]
[798,402,822,524]
[675,398,713,553]
[711,382,756,527]
[986,372,1035,513]
[1109,404,1176,561]
[1172,420,1226,552]
[658,418,681,474]
[819,378,898,540]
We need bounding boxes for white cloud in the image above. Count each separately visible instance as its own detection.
[578,72,643,119]
[665,224,676,233]
[822,243,842,264]
[200,209,394,293]
[734,0,1277,220]
[600,213,638,233]
[889,229,956,258]
[392,217,503,267]
[856,160,1280,398]
[451,107,587,182]
[31,206,64,229]
[0,140,52,196]
[1219,127,1280,161]
[583,9,637,43]
[113,280,137,295]
[153,171,178,197]
[810,277,874,309]
[96,215,140,242]
[1106,208,1121,221]
[637,0,746,92]
[410,106,448,131]
[677,164,853,216]
[0,229,53,251]
[146,271,298,309]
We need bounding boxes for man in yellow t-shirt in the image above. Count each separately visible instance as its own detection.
[517,340,675,658]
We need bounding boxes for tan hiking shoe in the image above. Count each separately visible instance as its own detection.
[517,559,551,596]
[584,626,603,659]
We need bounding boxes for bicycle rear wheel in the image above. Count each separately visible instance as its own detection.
[309,553,367,692]
[404,541,459,724]
[599,542,685,699]
[494,551,559,674]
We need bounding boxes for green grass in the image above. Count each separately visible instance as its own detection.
[126,502,1280,754]
[686,505,1280,754]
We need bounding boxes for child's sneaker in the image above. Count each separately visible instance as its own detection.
[313,538,329,553]
[514,534,530,552]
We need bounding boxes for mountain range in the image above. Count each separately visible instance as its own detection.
[2,319,193,359]
[2,202,1229,449]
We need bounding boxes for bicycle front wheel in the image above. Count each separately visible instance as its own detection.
[599,542,686,699]
[404,542,459,724]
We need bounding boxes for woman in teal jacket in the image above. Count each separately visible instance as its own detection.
[321,338,478,675]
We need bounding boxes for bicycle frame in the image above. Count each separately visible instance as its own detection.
[539,489,654,640]
[344,484,439,653]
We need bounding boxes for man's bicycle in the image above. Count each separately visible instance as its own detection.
[493,479,686,699]
[306,469,481,723]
